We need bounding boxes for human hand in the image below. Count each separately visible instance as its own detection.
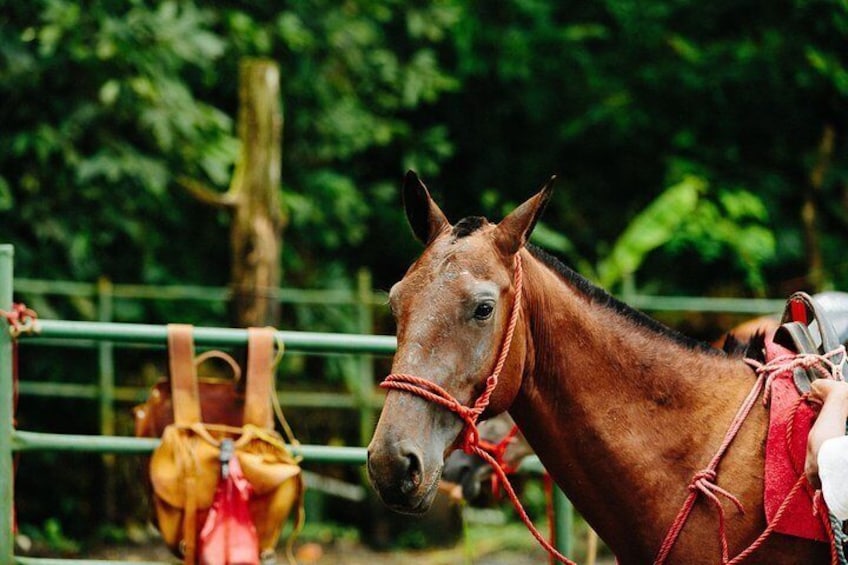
[809,379,848,404]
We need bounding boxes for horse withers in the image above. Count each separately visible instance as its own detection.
[367,171,829,564]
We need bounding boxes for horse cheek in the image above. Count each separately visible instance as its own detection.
[485,326,527,415]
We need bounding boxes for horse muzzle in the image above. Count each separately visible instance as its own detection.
[366,438,441,514]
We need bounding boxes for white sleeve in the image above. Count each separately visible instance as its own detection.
[818,435,848,521]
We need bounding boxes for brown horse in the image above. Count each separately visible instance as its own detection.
[367,172,829,564]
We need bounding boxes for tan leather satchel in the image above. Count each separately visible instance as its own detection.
[135,324,304,564]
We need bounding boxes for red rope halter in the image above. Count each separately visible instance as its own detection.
[479,424,521,497]
[380,254,576,565]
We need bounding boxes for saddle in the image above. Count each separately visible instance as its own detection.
[762,291,848,542]
[772,291,847,393]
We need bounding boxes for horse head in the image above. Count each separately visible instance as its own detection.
[366,171,553,514]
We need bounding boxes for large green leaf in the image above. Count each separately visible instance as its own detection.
[597,176,705,288]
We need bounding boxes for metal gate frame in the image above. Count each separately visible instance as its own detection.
[0,244,572,564]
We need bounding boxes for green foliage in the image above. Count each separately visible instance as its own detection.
[668,187,777,294]
[2,0,848,543]
[20,518,81,554]
[597,176,705,289]
[0,0,461,293]
[441,0,848,295]
[5,0,846,297]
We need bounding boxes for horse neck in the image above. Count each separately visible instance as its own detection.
[509,250,759,561]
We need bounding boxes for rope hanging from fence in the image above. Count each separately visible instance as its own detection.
[0,302,38,537]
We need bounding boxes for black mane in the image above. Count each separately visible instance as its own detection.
[526,244,723,356]
[452,216,488,239]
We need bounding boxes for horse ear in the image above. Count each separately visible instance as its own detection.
[494,175,556,256]
[403,170,449,245]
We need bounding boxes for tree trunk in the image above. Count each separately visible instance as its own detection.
[181,58,286,328]
[802,124,834,292]
[228,59,285,328]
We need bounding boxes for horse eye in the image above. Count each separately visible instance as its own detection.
[474,302,495,320]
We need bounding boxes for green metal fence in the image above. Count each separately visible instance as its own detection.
[13,271,386,443]
[11,266,788,460]
[0,244,572,564]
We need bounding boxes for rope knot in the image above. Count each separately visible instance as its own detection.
[459,420,481,455]
[687,467,746,515]
[747,344,847,407]
[688,469,717,492]
[0,303,38,338]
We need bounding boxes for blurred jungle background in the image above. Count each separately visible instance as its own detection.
[1,0,847,561]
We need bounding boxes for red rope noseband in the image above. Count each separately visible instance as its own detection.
[381,253,525,453]
[380,254,577,565]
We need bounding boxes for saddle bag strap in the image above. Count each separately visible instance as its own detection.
[182,474,198,565]
[244,327,275,429]
[167,324,202,426]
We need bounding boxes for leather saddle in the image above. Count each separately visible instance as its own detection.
[772,291,848,393]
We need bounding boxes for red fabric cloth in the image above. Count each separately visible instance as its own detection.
[199,456,260,565]
[762,337,827,542]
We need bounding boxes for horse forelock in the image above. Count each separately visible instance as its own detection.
[451,216,489,240]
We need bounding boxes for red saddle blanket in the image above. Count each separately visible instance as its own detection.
[763,336,826,542]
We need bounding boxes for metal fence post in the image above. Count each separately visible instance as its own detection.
[356,269,375,446]
[553,485,573,558]
[0,244,15,563]
[97,277,117,521]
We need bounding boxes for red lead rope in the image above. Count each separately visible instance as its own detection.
[655,347,846,564]
[380,254,577,565]
[479,424,521,497]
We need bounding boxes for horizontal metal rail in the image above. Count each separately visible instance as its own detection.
[12,431,366,462]
[15,278,389,306]
[17,381,384,409]
[17,277,787,315]
[625,294,785,314]
[22,320,397,355]
[11,430,546,473]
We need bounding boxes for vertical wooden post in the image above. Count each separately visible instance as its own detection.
[0,245,14,563]
[803,124,834,292]
[229,59,285,328]
[180,58,285,328]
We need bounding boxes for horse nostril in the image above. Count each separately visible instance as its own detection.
[398,443,423,495]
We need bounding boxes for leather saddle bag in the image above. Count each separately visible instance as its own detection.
[134,324,304,564]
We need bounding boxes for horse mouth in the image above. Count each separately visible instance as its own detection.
[376,469,442,515]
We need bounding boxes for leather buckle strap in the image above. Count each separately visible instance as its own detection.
[167,324,277,429]
[167,324,201,426]
[245,327,275,429]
